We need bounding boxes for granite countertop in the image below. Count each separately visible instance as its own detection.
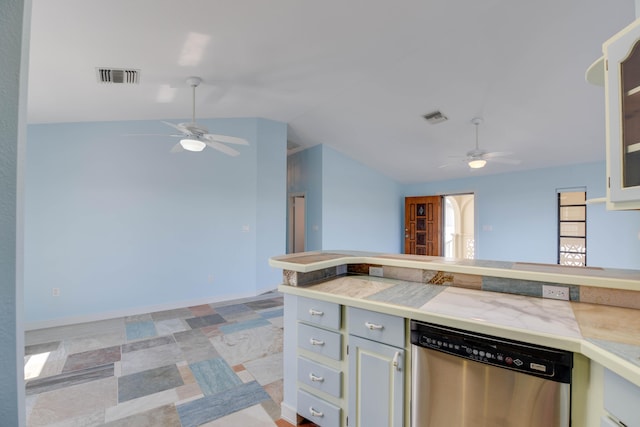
[270,251,640,290]
[277,274,640,387]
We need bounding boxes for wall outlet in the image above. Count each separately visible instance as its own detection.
[369,266,383,277]
[542,285,569,301]
[52,288,60,297]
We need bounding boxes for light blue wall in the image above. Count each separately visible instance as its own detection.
[287,145,323,251]
[321,146,403,252]
[404,162,640,269]
[286,148,640,267]
[1,0,28,423]
[287,145,402,253]
[25,118,286,326]
[256,119,288,291]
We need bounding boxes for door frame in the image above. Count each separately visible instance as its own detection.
[404,193,476,258]
[287,192,306,253]
[443,193,476,259]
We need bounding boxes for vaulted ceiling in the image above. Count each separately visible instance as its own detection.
[27,0,635,182]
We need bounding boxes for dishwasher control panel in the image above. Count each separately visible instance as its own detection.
[410,320,572,383]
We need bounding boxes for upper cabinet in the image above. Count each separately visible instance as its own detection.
[604,18,640,210]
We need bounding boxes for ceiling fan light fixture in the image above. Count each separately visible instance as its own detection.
[180,138,206,152]
[468,159,487,169]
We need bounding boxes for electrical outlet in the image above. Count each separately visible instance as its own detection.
[52,288,60,297]
[542,285,569,301]
[369,266,383,277]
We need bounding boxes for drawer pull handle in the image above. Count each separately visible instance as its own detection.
[309,373,325,382]
[365,321,384,330]
[309,308,324,316]
[309,407,324,418]
[392,351,401,371]
[310,338,325,346]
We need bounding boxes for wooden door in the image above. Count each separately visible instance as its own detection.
[404,196,442,256]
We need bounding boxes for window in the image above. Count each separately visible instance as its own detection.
[557,190,586,266]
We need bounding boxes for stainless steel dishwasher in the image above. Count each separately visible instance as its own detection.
[410,321,572,427]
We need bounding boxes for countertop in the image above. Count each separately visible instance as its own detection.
[271,252,640,387]
[270,251,640,290]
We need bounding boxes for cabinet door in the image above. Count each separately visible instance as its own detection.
[605,19,640,206]
[348,336,404,427]
[604,368,640,427]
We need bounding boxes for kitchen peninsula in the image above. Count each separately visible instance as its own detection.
[271,251,640,427]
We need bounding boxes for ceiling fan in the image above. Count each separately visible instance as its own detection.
[463,118,521,168]
[161,76,249,155]
[442,118,521,169]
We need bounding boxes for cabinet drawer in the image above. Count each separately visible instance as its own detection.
[298,356,342,398]
[297,389,341,427]
[298,323,342,360]
[604,368,640,427]
[347,307,404,348]
[298,297,341,329]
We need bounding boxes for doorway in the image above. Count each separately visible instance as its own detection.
[288,194,306,253]
[404,194,475,258]
[443,194,475,259]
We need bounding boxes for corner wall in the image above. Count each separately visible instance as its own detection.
[0,0,28,423]
[24,118,286,327]
[286,145,403,254]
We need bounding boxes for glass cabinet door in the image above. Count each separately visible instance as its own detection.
[620,42,640,189]
[604,19,640,207]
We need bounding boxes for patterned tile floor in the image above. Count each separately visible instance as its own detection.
[24,292,296,427]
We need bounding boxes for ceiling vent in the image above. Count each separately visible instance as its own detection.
[423,110,448,124]
[96,68,140,84]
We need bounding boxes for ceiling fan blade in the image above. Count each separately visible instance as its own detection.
[204,140,240,156]
[161,121,190,135]
[483,151,513,159]
[170,143,184,153]
[488,157,522,165]
[123,133,171,137]
[204,133,249,145]
[123,133,182,137]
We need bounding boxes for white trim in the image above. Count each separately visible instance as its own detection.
[24,289,279,331]
[280,402,297,424]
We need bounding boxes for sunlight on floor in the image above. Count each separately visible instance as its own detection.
[24,352,50,380]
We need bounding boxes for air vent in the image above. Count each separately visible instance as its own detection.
[96,68,140,84]
[423,110,448,124]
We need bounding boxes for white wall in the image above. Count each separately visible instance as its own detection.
[24,118,286,327]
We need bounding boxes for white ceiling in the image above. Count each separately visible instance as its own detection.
[27,0,635,183]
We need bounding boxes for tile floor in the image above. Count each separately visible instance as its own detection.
[24,292,297,427]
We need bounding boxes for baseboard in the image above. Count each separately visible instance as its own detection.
[25,288,280,331]
[280,401,297,425]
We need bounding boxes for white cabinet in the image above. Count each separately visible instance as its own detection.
[603,18,640,209]
[296,296,344,427]
[603,368,640,427]
[347,307,405,427]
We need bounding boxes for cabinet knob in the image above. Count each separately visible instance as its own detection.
[365,322,384,331]
[309,308,324,316]
[309,373,325,382]
[392,351,401,371]
[309,407,324,418]
[309,338,325,346]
